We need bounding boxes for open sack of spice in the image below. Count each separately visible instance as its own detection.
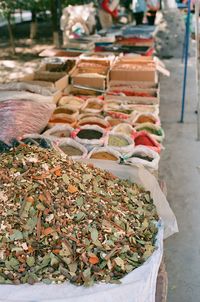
[72,125,106,150]
[134,123,165,143]
[0,145,178,302]
[0,90,55,144]
[87,147,121,162]
[123,146,160,171]
[55,138,88,159]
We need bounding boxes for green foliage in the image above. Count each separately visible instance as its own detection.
[62,0,93,6]
[0,0,18,17]
[0,0,50,16]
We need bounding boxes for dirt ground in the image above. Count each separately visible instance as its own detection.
[0,21,53,83]
[159,54,200,302]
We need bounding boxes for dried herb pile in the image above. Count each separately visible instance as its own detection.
[0,145,158,286]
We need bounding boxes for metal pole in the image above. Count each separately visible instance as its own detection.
[180,0,191,123]
[195,0,200,140]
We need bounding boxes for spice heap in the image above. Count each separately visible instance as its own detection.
[0,145,158,286]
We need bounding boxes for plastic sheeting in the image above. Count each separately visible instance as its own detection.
[0,82,57,96]
[0,90,55,143]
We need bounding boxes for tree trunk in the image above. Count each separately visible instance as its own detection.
[7,14,15,55]
[50,0,60,47]
[30,9,37,40]
[20,9,23,22]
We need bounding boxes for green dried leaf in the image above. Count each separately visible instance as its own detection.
[79,183,86,191]
[83,174,92,183]
[26,256,35,267]
[5,258,19,271]
[41,255,51,267]
[114,257,125,270]
[62,174,69,184]
[43,279,52,284]
[75,212,85,221]
[83,267,91,280]
[20,200,32,218]
[75,197,84,207]
[90,228,98,242]
[0,276,5,284]
[10,230,23,241]
[25,217,37,233]
[68,262,77,274]
[136,239,146,245]
[125,264,134,273]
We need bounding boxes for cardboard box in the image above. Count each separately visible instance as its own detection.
[70,60,110,91]
[107,87,158,98]
[104,94,159,105]
[79,52,116,65]
[110,55,157,82]
[39,48,82,58]
[109,80,158,89]
[110,68,157,82]
[71,70,107,91]
[22,70,69,91]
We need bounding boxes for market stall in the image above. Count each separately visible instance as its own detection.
[0,21,177,302]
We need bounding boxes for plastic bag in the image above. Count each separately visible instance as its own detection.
[82,98,104,114]
[132,130,162,153]
[76,116,110,129]
[132,113,160,126]
[134,123,165,143]
[52,106,79,120]
[43,125,74,139]
[0,82,57,95]
[105,133,134,155]
[87,147,121,162]
[111,123,134,136]
[0,91,54,104]
[123,146,160,171]
[0,99,55,144]
[0,164,172,302]
[73,125,107,150]
[55,138,88,160]
[58,96,85,110]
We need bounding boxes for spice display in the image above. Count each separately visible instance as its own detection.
[137,126,163,136]
[112,124,133,136]
[58,97,84,110]
[106,118,123,127]
[77,129,103,140]
[135,115,157,124]
[59,144,83,156]
[90,151,118,161]
[134,135,155,147]
[46,61,75,73]
[108,90,153,97]
[54,108,76,116]
[86,102,102,110]
[108,135,129,147]
[48,116,76,126]
[0,145,158,286]
[77,117,109,129]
